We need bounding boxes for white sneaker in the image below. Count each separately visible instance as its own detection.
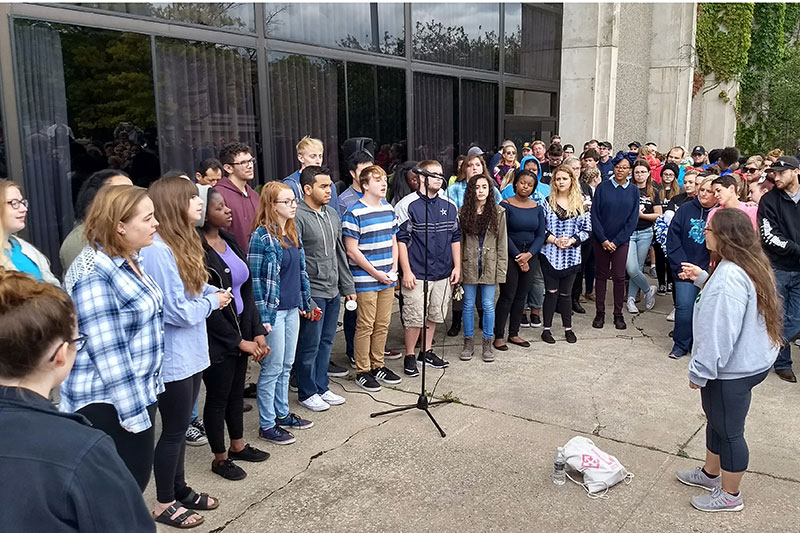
[667,308,675,322]
[626,298,639,314]
[299,393,330,412]
[645,285,657,310]
[320,390,346,406]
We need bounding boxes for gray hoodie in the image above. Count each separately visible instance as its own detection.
[295,200,355,299]
[688,260,779,387]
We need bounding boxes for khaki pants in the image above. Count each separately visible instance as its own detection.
[354,287,394,374]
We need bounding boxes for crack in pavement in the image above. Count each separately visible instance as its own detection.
[208,415,400,532]
[630,315,657,345]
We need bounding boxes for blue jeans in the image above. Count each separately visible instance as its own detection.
[190,396,199,422]
[257,308,299,429]
[626,228,653,298]
[462,284,496,339]
[526,255,544,310]
[295,296,341,401]
[671,281,699,356]
[774,269,800,370]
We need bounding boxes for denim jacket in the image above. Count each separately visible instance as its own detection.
[248,226,313,327]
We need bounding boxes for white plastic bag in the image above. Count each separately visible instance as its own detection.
[563,436,634,498]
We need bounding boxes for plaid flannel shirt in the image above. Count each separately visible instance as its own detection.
[248,226,312,327]
[61,247,165,433]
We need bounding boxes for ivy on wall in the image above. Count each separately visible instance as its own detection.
[695,3,754,82]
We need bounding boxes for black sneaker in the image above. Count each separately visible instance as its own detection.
[530,313,542,327]
[211,458,246,481]
[541,330,556,344]
[592,314,605,329]
[657,284,667,295]
[243,383,257,399]
[355,371,381,392]
[347,353,356,369]
[520,313,530,328]
[328,362,349,378]
[372,366,402,385]
[190,417,206,436]
[403,355,420,377]
[667,282,673,293]
[228,443,270,462]
[614,315,627,330]
[565,330,577,344]
[289,373,298,392]
[417,350,449,369]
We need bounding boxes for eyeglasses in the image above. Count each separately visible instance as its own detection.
[231,158,256,167]
[504,151,516,155]
[743,167,758,174]
[48,334,88,362]
[6,198,29,210]
[275,198,298,207]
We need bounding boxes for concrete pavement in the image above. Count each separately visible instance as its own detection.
[147,292,800,532]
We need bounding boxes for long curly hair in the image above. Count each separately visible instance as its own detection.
[547,165,585,217]
[709,208,783,347]
[460,175,499,237]
[148,176,207,296]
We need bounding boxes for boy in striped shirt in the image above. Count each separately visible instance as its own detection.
[342,165,402,392]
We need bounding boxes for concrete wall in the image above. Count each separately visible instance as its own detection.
[688,76,739,149]
[560,2,697,153]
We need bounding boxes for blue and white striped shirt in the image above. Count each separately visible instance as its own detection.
[341,199,398,292]
[61,246,165,433]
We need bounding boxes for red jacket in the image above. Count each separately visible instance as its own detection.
[214,177,260,252]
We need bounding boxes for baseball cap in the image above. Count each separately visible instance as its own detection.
[522,142,532,150]
[766,156,799,172]
[691,145,706,156]
[466,146,484,157]
[628,141,641,149]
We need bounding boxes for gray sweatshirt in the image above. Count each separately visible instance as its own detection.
[689,260,779,387]
[295,200,355,299]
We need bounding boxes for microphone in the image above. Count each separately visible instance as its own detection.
[412,167,445,179]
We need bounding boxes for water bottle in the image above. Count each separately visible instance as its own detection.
[553,447,566,485]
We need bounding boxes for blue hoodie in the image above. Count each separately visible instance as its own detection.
[500,156,550,203]
[666,196,714,276]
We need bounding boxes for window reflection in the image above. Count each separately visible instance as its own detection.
[414,73,458,176]
[265,3,404,56]
[461,80,497,156]
[412,3,499,71]
[505,3,561,80]
[155,39,261,183]
[13,19,157,273]
[73,3,256,33]
[506,88,553,117]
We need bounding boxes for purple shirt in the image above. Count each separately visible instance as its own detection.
[217,242,249,315]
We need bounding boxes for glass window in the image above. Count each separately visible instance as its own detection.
[72,3,256,33]
[505,88,553,117]
[13,19,157,275]
[155,39,261,181]
[504,3,561,80]
[414,72,458,176]
[268,52,344,182]
[461,80,497,156]
[265,3,404,56]
[412,3,500,71]
[345,62,407,174]
[0,98,6,179]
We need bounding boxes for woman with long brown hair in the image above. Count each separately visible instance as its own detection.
[141,176,232,528]
[459,174,507,362]
[676,208,781,513]
[249,182,314,445]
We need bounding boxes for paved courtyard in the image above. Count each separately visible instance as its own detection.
[147,291,800,532]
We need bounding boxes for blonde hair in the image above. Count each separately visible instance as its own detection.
[0,179,23,269]
[548,165,585,217]
[148,176,207,296]
[253,182,299,249]
[84,185,150,258]
[296,136,323,155]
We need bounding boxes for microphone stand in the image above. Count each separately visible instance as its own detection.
[370,173,452,437]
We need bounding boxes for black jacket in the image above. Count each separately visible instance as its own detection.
[202,229,267,363]
[758,188,800,271]
[0,386,154,532]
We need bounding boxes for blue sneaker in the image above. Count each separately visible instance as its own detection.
[276,413,313,430]
[258,425,295,445]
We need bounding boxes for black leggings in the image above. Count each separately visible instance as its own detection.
[495,259,534,339]
[700,370,768,473]
[78,402,157,492]
[203,355,247,454]
[543,270,577,329]
[654,242,673,287]
[154,372,202,503]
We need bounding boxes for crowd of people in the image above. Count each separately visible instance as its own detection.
[0,131,797,528]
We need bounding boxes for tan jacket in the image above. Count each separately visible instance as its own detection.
[460,205,508,285]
